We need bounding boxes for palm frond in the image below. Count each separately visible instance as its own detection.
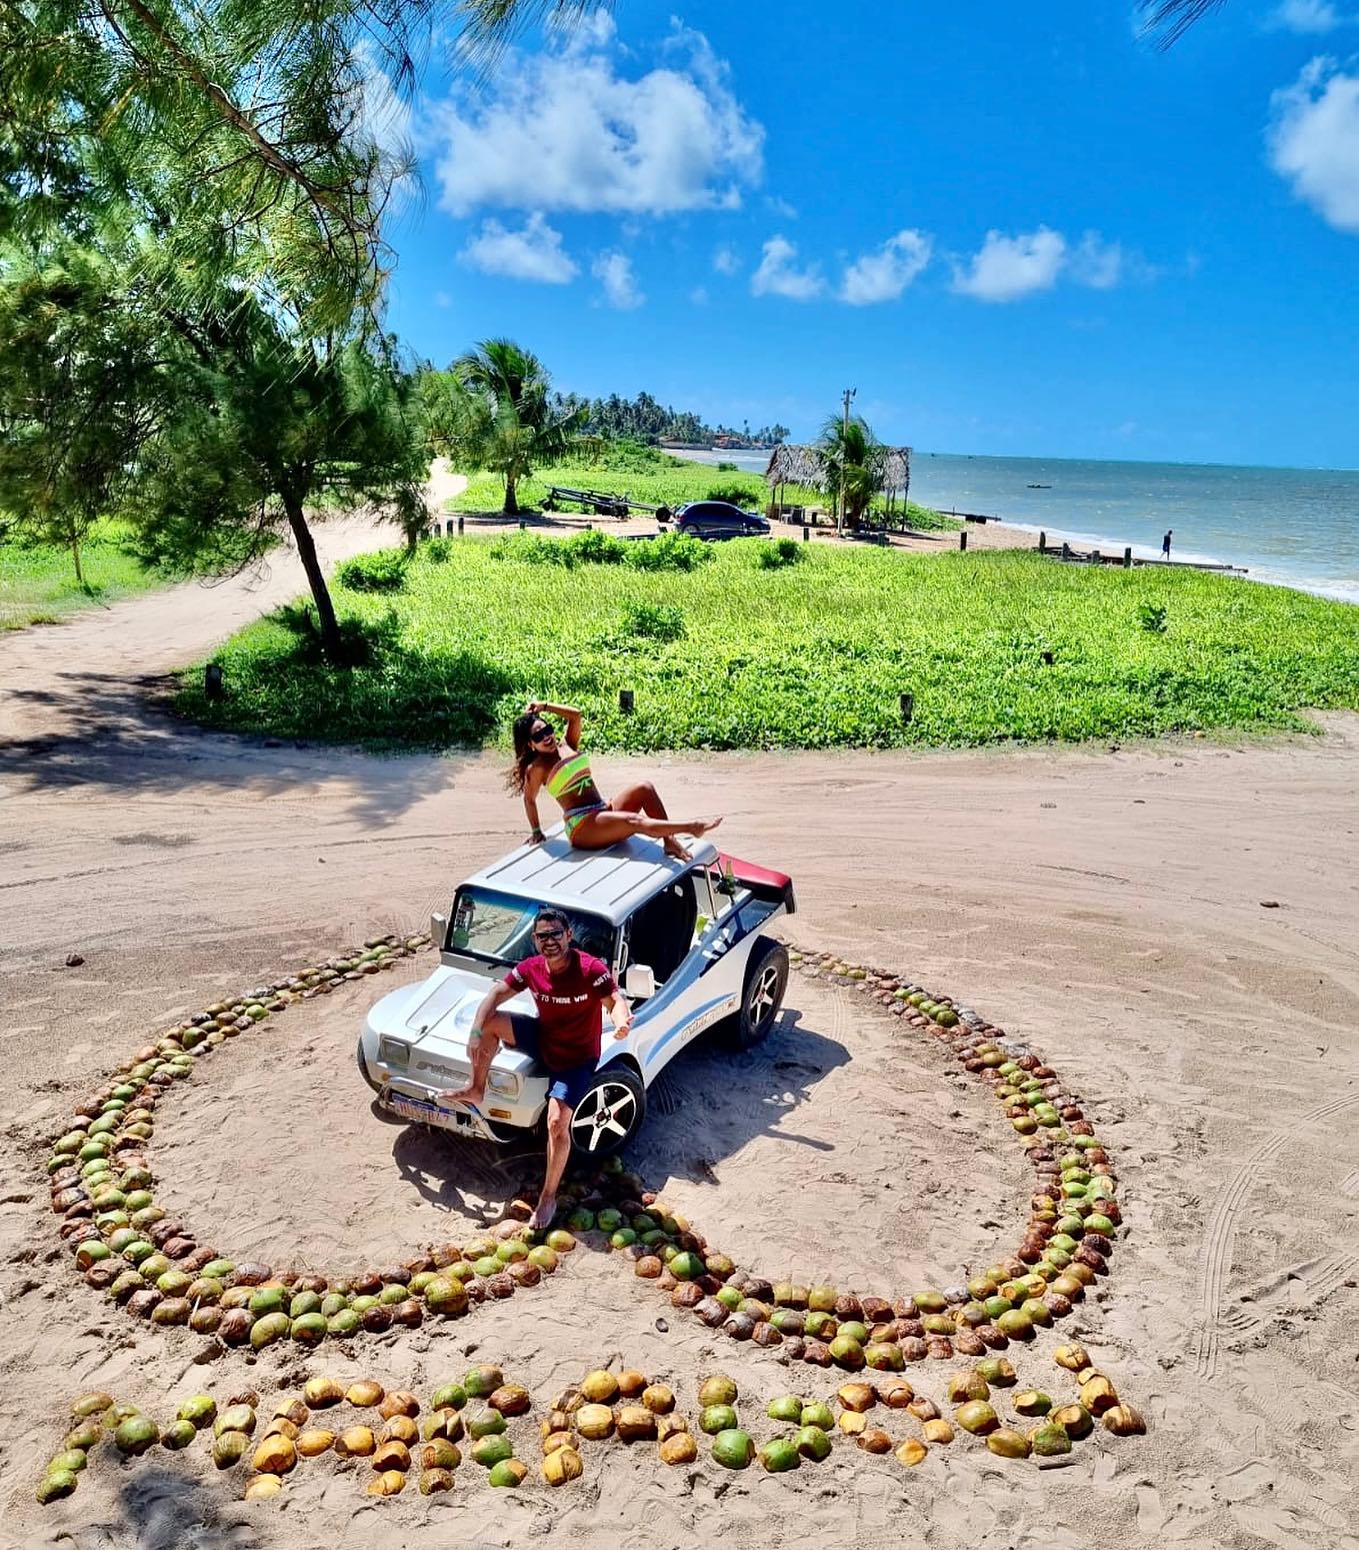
[1139,0,1226,47]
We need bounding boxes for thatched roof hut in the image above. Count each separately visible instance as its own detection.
[764,442,912,500]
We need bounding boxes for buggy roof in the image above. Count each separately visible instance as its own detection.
[461,834,721,927]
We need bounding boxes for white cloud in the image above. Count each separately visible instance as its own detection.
[690,285,710,305]
[430,22,763,216]
[1269,57,1359,231]
[1069,231,1126,289]
[433,289,451,308]
[1269,0,1347,33]
[951,227,1067,301]
[750,235,824,300]
[713,244,741,275]
[460,213,579,283]
[593,250,644,309]
[839,229,932,304]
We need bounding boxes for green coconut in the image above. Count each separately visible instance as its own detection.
[113,1415,159,1455]
[36,1469,79,1503]
[160,1420,198,1451]
[467,1411,506,1440]
[291,1311,327,1345]
[669,1251,704,1280]
[760,1438,800,1473]
[49,1449,88,1474]
[212,1432,250,1469]
[289,1290,322,1319]
[250,1311,291,1349]
[471,1435,514,1468]
[699,1404,738,1435]
[794,1424,833,1461]
[177,1395,217,1428]
[711,1429,754,1469]
[249,1286,286,1316]
[214,1405,257,1438]
[487,1458,527,1487]
[431,1383,468,1412]
[799,1401,835,1431]
[767,1395,805,1424]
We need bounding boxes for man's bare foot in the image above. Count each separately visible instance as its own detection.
[438,1086,483,1108]
[528,1193,557,1231]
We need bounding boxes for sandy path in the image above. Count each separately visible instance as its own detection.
[1,496,1357,1546]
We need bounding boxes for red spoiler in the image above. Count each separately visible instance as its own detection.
[715,852,797,914]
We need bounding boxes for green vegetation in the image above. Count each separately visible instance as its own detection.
[1,523,163,630]
[176,538,1359,752]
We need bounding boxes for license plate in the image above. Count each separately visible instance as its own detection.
[384,1092,471,1132]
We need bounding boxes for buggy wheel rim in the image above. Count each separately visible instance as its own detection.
[751,964,781,1024]
[571,1082,638,1152]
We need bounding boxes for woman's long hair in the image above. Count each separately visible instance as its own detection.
[505,711,543,792]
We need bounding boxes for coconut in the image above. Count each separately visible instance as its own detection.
[616,1406,657,1442]
[954,1401,999,1436]
[430,1382,467,1412]
[252,1435,297,1474]
[72,1392,115,1419]
[421,1438,461,1470]
[463,1365,503,1399]
[986,1428,1031,1459]
[1079,1375,1118,1416]
[335,1426,377,1458]
[36,1470,79,1503]
[542,1446,583,1486]
[303,1377,344,1409]
[1102,1404,1146,1436]
[836,1382,876,1413]
[1053,1343,1089,1372]
[760,1438,801,1473]
[346,1380,384,1408]
[297,1430,335,1457]
[642,1384,675,1414]
[946,1372,989,1405]
[658,1432,698,1465]
[373,1440,412,1472]
[419,1467,454,1495]
[424,1409,464,1443]
[1030,1421,1071,1456]
[471,1435,515,1469]
[378,1391,419,1420]
[575,1404,614,1441]
[1013,1390,1052,1417]
[367,1469,408,1496]
[212,1432,250,1469]
[857,1428,893,1455]
[467,1411,506,1440]
[711,1429,754,1469]
[380,1416,419,1446]
[112,1416,158,1455]
[895,1438,928,1467]
[767,1395,804,1424]
[541,1430,575,1455]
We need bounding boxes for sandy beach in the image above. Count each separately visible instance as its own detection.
[2,533,1358,1549]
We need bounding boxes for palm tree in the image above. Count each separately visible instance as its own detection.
[451,338,584,515]
[819,413,886,534]
[1139,0,1222,45]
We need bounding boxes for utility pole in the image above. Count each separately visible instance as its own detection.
[838,387,856,535]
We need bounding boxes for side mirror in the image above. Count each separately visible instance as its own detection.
[623,963,656,1000]
[430,912,448,951]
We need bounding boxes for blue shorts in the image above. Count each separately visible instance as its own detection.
[508,1015,598,1111]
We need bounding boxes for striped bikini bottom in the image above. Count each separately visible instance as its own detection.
[563,800,607,840]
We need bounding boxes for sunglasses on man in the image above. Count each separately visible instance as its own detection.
[533,927,567,944]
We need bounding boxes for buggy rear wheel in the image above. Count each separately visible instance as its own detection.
[723,938,788,1050]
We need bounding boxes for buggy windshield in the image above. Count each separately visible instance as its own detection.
[448,887,614,969]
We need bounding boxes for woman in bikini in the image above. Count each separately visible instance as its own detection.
[509,701,721,859]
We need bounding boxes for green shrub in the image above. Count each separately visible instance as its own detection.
[716,460,739,472]
[336,549,408,592]
[757,537,803,570]
[272,602,401,667]
[705,482,763,506]
[1138,601,1168,634]
[573,528,630,565]
[627,532,712,573]
[621,601,686,642]
[423,536,455,564]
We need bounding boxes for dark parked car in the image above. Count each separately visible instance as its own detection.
[671,501,771,540]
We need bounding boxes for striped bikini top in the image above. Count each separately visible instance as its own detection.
[544,751,596,804]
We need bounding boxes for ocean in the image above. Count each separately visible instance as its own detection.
[679,449,1359,605]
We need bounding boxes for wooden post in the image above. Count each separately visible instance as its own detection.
[204,663,224,701]
[1061,542,1070,559]
[802,524,810,542]
[1039,530,1046,552]
[1092,550,1102,565]
[519,517,526,531]
[618,689,634,714]
[899,692,914,724]
[457,515,465,536]
[959,530,967,551]
[1123,546,1132,568]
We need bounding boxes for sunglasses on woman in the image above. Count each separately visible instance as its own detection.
[530,723,557,743]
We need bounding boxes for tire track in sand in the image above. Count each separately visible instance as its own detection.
[1193,1090,1359,1378]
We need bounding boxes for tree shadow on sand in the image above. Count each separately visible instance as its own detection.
[61,1465,262,1550]
[383,1005,850,1227]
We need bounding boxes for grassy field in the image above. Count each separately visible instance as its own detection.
[448,446,959,533]
[0,523,163,631]
[176,532,1359,751]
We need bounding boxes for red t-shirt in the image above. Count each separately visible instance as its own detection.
[504,951,617,1068]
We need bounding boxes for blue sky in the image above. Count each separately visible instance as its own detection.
[377,1,1359,467]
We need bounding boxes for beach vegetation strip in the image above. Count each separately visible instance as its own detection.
[175,536,1359,749]
[0,520,165,630]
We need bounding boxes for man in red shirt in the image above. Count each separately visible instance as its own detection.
[439,908,632,1229]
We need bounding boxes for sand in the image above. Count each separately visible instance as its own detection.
[2,494,1358,1549]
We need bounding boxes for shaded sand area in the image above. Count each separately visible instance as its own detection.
[2,530,1358,1547]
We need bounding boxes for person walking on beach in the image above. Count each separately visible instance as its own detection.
[438,908,631,1228]
[509,700,720,859]
[1162,529,1173,558]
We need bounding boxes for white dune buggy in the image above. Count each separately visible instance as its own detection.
[357,834,795,1155]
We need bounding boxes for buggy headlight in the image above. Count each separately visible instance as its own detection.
[487,1070,520,1098]
[378,1035,410,1068]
